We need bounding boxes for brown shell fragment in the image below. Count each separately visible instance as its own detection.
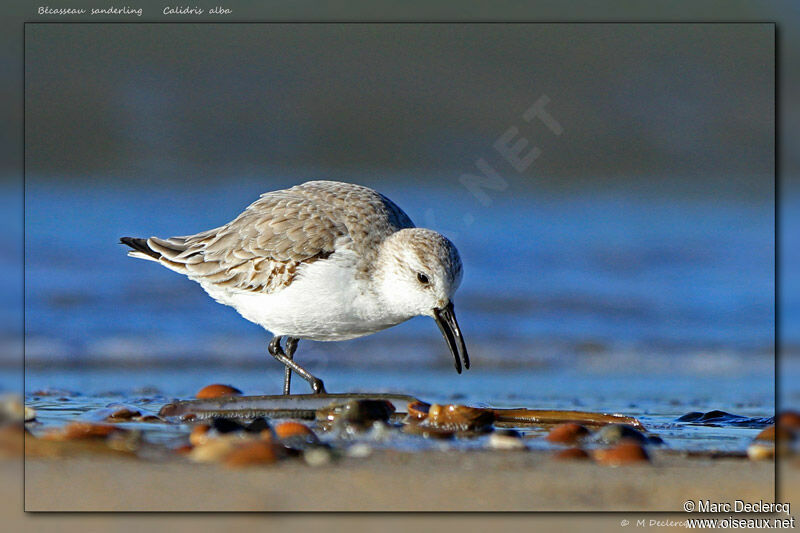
[546,423,590,444]
[778,411,800,431]
[755,425,794,442]
[189,424,211,447]
[196,384,243,399]
[224,441,280,467]
[406,403,494,433]
[406,400,431,420]
[594,440,650,465]
[174,444,193,455]
[107,406,141,421]
[275,421,316,441]
[135,415,163,423]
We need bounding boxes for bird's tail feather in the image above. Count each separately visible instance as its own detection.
[120,237,161,261]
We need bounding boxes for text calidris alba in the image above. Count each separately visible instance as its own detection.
[121,180,469,394]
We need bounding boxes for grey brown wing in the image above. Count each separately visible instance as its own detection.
[146,191,348,294]
[289,181,415,264]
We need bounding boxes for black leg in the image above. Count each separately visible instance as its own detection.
[268,336,326,394]
[283,337,299,395]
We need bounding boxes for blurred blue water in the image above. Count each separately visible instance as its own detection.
[22,176,776,371]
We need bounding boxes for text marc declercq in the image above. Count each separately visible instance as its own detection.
[696,500,790,515]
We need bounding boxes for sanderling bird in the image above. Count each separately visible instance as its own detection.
[121,180,469,394]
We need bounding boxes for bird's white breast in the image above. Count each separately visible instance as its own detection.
[196,249,411,341]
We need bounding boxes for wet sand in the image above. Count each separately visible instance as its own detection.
[23,448,783,512]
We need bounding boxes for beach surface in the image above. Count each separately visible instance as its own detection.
[22,446,785,512]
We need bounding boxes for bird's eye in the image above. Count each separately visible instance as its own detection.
[417,272,430,285]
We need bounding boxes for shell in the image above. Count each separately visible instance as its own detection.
[189,424,211,446]
[406,401,430,420]
[303,446,333,467]
[747,443,775,461]
[275,421,316,440]
[107,406,141,421]
[406,403,494,433]
[196,384,243,399]
[778,411,800,430]
[488,429,526,450]
[593,440,650,465]
[595,424,648,445]
[546,423,590,444]
[275,421,319,450]
[189,437,237,463]
[224,441,280,467]
[317,399,395,429]
[754,425,794,442]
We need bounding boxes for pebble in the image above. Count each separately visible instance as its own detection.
[189,424,211,446]
[43,422,119,441]
[224,441,280,467]
[747,443,774,461]
[303,446,333,467]
[546,423,589,444]
[318,399,395,427]
[778,411,800,431]
[0,395,31,424]
[174,444,193,455]
[211,417,247,434]
[594,440,650,465]
[275,421,315,440]
[346,443,373,458]
[488,429,527,450]
[107,406,141,421]
[553,447,591,461]
[754,425,794,442]
[246,417,271,434]
[196,384,243,399]
[189,438,236,463]
[275,421,319,450]
[595,424,648,445]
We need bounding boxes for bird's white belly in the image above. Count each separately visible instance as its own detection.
[196,250,410,341]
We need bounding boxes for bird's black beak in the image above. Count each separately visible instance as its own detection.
[433,301,470,374]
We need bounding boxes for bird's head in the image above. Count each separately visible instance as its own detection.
[374,228,470,373]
